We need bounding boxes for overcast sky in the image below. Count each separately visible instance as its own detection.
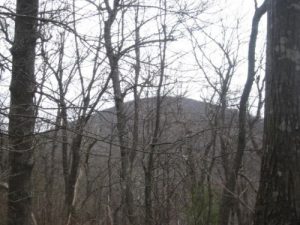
[0,0,268,113]
[174,0,267,102]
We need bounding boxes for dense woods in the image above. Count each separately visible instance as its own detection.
[0,0,299,225]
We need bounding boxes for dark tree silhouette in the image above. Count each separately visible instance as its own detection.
[254,0,300,224]
[7,0,39,225]
[218,1,267,224]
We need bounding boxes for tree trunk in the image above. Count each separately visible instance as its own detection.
[218,1,267,224]
[65,132,83,212]
[103,2,135,224]
[7,1,39,225]
[254,1,300,224]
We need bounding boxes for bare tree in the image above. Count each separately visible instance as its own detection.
[103,1,135,224]
[218,1,267,224]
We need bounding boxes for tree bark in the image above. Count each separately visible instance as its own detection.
[254,1,300,224]
[7,1,39,225]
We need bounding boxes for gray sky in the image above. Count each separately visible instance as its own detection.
[172,0,267,103]
[0,0,268,115]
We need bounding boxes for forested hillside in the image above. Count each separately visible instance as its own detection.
[1,0,300,225]
[1,96,262,225]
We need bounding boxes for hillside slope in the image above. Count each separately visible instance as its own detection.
[32,96,262,225]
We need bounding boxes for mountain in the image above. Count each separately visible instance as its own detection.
[31,96,262,225]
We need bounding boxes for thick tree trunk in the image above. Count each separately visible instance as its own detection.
[7,1,39,225]
[254,1,300,224]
